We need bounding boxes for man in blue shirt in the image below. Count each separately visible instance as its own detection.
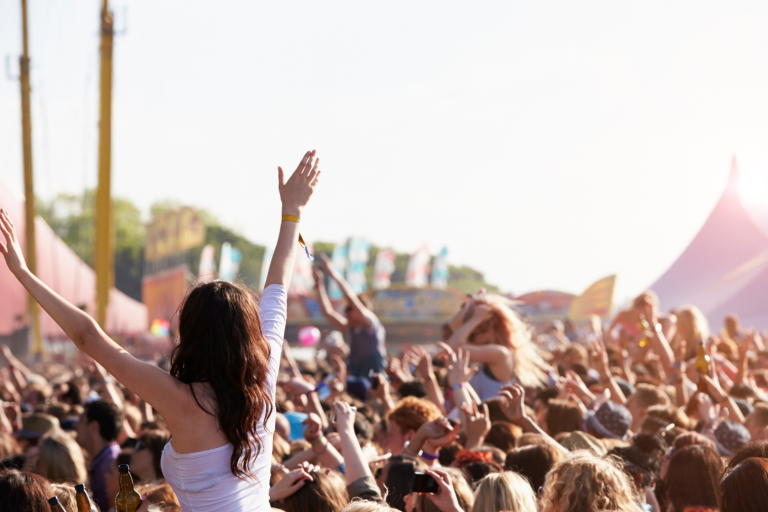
[75,400,123,512]
[314,254,386,378]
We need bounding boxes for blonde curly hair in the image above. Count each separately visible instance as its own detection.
[539,453,639,512]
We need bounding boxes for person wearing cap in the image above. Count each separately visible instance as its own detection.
[584,400,633,442]
[713,420,751,457]
[15,412,59,451]
[75,400,123,511]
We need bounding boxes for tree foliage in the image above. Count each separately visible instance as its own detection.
[37,190,145,301]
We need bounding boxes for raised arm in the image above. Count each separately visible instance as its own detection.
[319,254,373,329]
[265,150,321,289]
[313,268,348,331]
[0,209,185,419]
[334,401,373,485]
[500,384,569,455]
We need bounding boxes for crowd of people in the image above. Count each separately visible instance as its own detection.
[2,151,768,511]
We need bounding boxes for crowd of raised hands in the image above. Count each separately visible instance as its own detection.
[266,299,768,512]
[5,170,768,512]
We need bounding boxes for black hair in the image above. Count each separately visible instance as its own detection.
[353,413,373,442]
[398,381,427,399]
[84,400,124,442]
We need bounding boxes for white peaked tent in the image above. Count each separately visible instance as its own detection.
[649,157,768,329]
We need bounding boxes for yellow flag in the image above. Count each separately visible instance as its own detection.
[568,275,617,320]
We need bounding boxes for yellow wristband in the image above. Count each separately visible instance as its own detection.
[282,215,300,223]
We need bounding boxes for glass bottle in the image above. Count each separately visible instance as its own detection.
[637,314,650,347]
[115,464,143,512]
[47,496,67,512]
[75,483,99,512]
[695,341,711,391]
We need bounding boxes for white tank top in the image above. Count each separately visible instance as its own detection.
[161,285,286,512]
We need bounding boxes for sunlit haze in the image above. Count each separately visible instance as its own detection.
[3,1,768,303]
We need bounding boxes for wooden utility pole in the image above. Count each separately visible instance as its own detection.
[95,0,114,329]
[19,0,41,356]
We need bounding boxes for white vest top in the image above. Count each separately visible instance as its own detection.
[161,285,285,512]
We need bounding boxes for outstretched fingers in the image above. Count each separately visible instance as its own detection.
[0,211,11,255]
[307,157,320,182]
[294,150,314,176]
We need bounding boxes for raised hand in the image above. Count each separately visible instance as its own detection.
[333,401,357,433]
[471,304,494,323]
[409,345,434,380]
[269,467,314,502]
[590,337,611,379]
[387,356,413,386]
[422,469,464,512]
[447,348,477,387]
[499,384,527,422]
[461,401,491,449]
[418,417,460,453]
[312,268,324,287]
[563,370,596,403]
[302,413,323,442]
[329,355,347,396]
[0,209,27,276]
[278,150,321,217]
[318,253,339,277]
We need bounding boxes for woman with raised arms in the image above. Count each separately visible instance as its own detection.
[0,150,321,512]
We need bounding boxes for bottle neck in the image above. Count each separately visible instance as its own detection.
[118,473,135,494]
[76,491,94,511]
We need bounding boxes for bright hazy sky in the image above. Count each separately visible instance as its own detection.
[2,1,768,303]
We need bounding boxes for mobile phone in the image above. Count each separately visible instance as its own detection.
[315,380,331,401]
[370,371,380,390]
[412,473,440,494]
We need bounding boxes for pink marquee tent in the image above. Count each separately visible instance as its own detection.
[649,157,768,329]
[0,178,147,340]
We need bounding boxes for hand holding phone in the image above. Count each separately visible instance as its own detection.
[411,472,441,494]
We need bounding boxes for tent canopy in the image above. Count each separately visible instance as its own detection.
[649,157,768,329]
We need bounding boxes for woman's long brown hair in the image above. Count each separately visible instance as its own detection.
[170,280,273,480]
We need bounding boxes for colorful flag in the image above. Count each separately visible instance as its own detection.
[259,247,274,290]
[406,245,431,288]
[346,238,370,294]
[567,275,617,320]
[289,242,315,296]
[198,245,216,282]
[431,247,449,289]
[373,248,396,290]
[328,244,348,299]
[218,242,243,282]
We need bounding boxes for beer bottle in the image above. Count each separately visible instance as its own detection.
[75,483,99,512]
[115,464,143,512]
[47,496,67,512]
[695,341,711,391]
[637,314,650,348]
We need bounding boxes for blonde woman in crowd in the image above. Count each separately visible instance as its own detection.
[444,294,550,399]
[471,471,538,512]
[539,452,644,512]
[35,431,88,485]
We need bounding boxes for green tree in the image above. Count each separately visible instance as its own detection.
[37,190,145,301]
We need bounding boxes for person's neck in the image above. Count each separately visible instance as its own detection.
[91,436,113,458]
